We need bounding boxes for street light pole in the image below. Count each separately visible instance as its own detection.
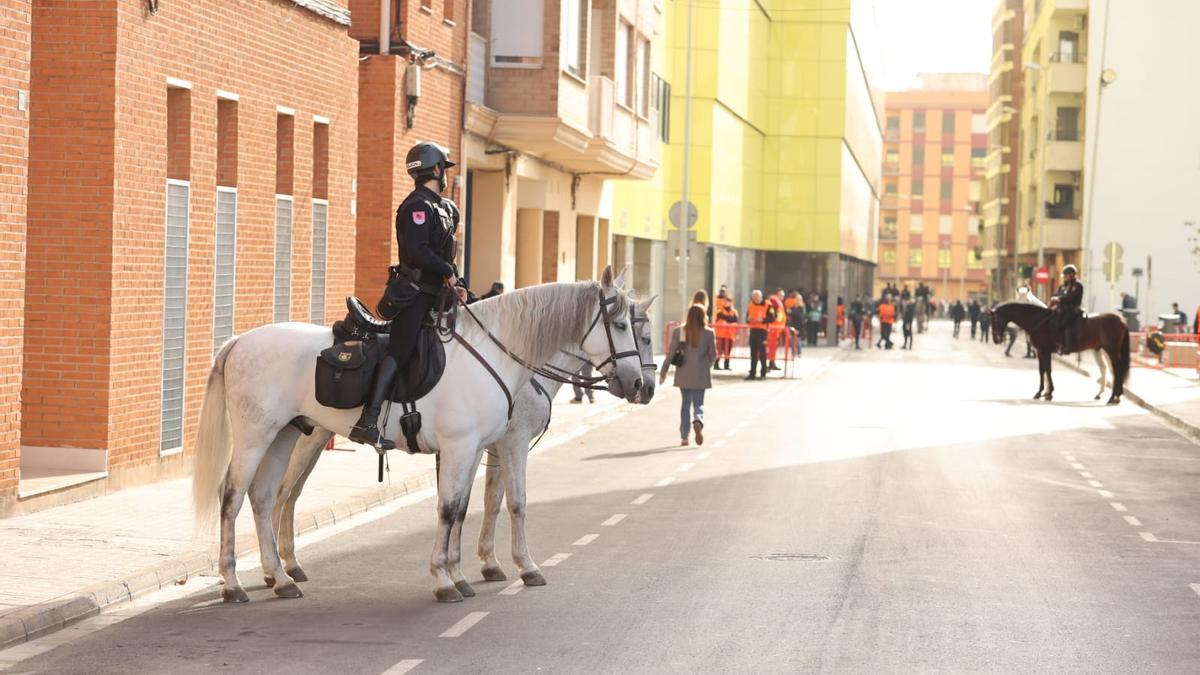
[678,0,694,312]
[1026,61,1048,300]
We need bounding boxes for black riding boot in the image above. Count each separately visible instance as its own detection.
[349,355,398,450]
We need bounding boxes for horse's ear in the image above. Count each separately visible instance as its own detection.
[613,265,629,290]
[600,265,614,288]
[642,294,658,310]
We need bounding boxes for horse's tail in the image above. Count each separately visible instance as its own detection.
[1116,323,1132,390]
[192,336,238,534]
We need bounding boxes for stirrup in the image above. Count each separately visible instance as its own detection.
[350,423,396,451]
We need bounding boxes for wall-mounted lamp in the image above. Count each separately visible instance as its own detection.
[147,0,159,14]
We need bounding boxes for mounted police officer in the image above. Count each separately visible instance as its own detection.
[349,141,468,449]
[1048,264,1083,355]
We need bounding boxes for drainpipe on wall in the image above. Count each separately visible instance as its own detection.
[380,0,391,55]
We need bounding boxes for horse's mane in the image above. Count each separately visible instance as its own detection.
[460,281,631,367]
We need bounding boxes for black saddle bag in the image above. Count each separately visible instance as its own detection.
[315,339,379,409]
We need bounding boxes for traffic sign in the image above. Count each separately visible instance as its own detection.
[668,200,698,230]
[1034,267,1050,284]
[1103,241,1123,282]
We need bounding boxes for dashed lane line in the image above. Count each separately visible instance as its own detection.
[380,659,424,674]
[1124,516,1144,527]
[541,553,572,567]
[1141,532,1159,542]
[499,581,524,596]
[696,451,711,460]
[655,476,676,487]
[1080,471,1094,479]
[1191,584,1200,597]
[1098,490,1115,499]
[1110,502,1128,512]
[602,514,627,526]
[1087,480,1105,488]
[573,534,599,546]
[724,430,737,439]
[676,463,695,473]
[439,612,489,638]
[631,493,654,505]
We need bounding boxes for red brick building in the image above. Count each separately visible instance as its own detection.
[4,0,365,515]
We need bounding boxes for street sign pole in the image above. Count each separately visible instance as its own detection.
[678,0,694,315]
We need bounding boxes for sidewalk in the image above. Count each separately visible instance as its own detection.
[0,384,631,649]
[1058,354,1200,444]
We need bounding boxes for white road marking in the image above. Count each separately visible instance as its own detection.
[381,659,424,674]
[602,514,627,526]
[1063,455,1077,462]
[676,463,695,473]
[1141,532,1159,542]
[724,430,737,439]
[1087,480,1104,488]
[541,553,572,567]
[1110,502,1128,512]
[573,534,599,546]
[499,581,524,596]
[1060,450,1071,456]
[655,476,676,487]
[631,493,654,505]
[1079,471,1094,479]
[696,451,711,460]
[439,612,489,638]
[1124,516,1143,527]
[1098,490,1115,498]
[1070,462,1086,470]
[1191,584,1200,597]
[712,440,727,448]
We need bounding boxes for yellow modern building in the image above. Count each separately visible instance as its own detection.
[1016,0,1087,296]
[608,0,884,334]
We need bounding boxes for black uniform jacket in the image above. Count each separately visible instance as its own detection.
[1053,280,1083,310]
[395,185,460,286]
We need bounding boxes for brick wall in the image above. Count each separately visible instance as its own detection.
[0,0,30,500]
[19,0,359,499]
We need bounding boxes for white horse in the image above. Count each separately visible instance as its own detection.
[193,267,644,603]
[264,294,659,591]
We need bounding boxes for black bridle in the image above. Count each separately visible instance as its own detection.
[543,301,656,381]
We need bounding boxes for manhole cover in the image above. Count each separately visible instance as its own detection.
[750,553,829,562]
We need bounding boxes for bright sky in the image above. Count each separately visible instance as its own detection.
[873,0,993,91]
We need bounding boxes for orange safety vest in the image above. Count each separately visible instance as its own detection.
[878,303,896,325]
[836,304,845,327]
[747,301,771,328]
[769,296,787,326]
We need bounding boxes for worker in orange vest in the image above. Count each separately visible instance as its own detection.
[713,286,738,370]
[836,298,845,341]
[876,297,896,350]
[766,288,787,370]
[745,290,775,380]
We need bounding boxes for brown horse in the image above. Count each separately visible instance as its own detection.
[991,302,1130,404]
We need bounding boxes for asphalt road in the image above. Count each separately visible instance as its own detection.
[8,322,1200,674]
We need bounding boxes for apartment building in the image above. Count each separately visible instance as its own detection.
[462,0,661,306]
[3,0,360,516]
[878,75,989,302]
[980,0,1024,298]
[1016,0,1087,297]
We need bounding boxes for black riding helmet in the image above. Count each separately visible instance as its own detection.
[406,142,456,191]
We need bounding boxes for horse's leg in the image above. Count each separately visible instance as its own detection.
[477,449,508,582]
[447,446,487,598]
[503,438,544,586]
[218,430,276,603]
[431,444,483,603]
[273,429,333,585]
[1093,349,1108,401]
[1043,352,1055,401]
[1033,348,1046,399]
[248,425,304,599]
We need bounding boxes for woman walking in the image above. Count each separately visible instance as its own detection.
[659,304,716,446]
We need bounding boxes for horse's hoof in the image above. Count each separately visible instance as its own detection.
[1095,395,1102,401]
[434,587,464,603]
[1107,397,1120,406]
[286,567,309,583]
[521,570,547,587]
[481,566,507,582]
[1033,393,1043,400]
[222,587,250,604]
[1045,395,1053,402]
[454,580,476,598]
[263,575,275,588]
[273,582,304,599]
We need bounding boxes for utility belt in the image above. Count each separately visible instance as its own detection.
[378,264,445,320]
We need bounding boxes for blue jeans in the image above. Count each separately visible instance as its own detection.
[679,388,706,439]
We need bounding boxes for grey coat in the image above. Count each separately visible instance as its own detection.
[660,326,715,390]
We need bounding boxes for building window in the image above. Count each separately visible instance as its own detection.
[968,249,984,269]
[885,149,899,165]
[214,188,236,357]
[616,21,633,107]
[887,115,899,130]
[971,147,986,168]
[1056,107,1079,141]
[444,0,455,21]
[492,0,544,66]
[636,36,650,116]
[162,85,191,456]
[942,110,955,134]
[883,216,897,234]
[971,113,987,134]
[939,214,952,234]
[274,196,293,322]
[885,182,897,196]
[909,249,923,267]
[563,0,585,77]
[910,213,924,235]
[883,249,896,264]
[913,110,925,133]
[913,147,924,166]
[1057,31,1079,63]
[941,147,954,167]
[938,248,951,269]
[652,74,671,142]
[311,200,328,326]
[912,180,923,197]
[940,181,952,200]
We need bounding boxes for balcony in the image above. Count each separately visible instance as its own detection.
[1047,60,1086,94]
[1045,138,1083,172]
[883,162,900,176]
[1017,214,1081,254]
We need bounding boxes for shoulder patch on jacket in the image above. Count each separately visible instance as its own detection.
[412,211,426,225]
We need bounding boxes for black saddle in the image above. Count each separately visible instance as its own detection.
[390,326,445,404]
[347,296,390,333]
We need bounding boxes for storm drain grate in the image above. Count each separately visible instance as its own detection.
[750,553,829,562]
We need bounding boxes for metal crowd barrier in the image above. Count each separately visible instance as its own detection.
[1128,330,1199,374]
[663,322,799,379]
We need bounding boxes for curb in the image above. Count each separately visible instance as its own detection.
[1052,355,1200,446]
[0,470,438,652]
